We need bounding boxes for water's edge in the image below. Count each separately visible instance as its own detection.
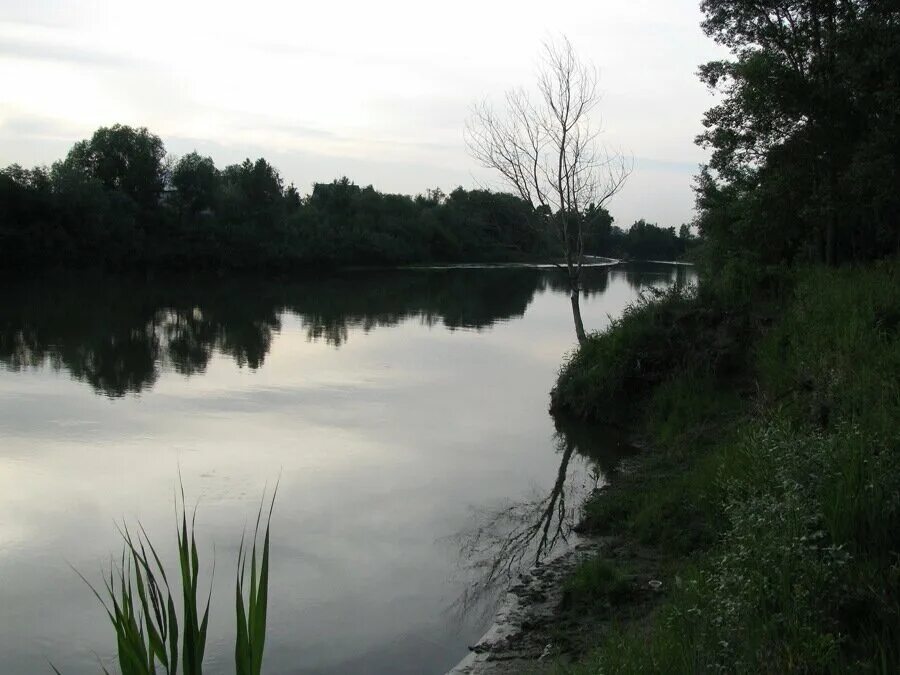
[447,536,603,675]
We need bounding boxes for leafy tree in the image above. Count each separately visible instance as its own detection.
[0,165,55,265]
[172,152,220,216]
[284,183,302,211]
[697,0,900,266]
[222,159,284,212]
[623,219,682,260]
[63,124,167,210]
[582,203,615,255]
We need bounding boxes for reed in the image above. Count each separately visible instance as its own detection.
[64,482,276,675]
[235,484,277,675]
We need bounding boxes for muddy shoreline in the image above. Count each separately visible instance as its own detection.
[448,456,666,675]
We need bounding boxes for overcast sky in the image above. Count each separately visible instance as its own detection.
[0,0,724,227]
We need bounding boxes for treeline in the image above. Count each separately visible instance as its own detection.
[696,0,900,271]
[1,125,689,271]
[586,215,697,261]
[0,126,542,270]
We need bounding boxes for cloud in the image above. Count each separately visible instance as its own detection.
[0,112,85,139]
[235,119,337,141]
[0,32,140,68]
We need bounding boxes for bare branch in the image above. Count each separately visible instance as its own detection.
[466,35,631,291]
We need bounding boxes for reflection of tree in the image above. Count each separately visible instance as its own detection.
[0,269,539,396]
[673,264,692,290]
[579,266,611,297]
[66,325,161,397]
[543,266,611,297]
[624,264,646,290]
[0,265,696,397]
[617,261,697,292]
[450,413,635,620]
[287,269,542,345]
[0,276,286,397]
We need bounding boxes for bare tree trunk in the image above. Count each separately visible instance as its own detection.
[466,37,630,342]
[570,287,587,344]
[566,248,587,344]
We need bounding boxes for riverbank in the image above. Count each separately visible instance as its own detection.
[555,261,900,673]
[455,260,900,673]
[446,453,669,675]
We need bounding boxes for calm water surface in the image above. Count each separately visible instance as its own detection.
[0,263,694,674]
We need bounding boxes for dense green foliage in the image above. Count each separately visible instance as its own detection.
[550,282,750,421]
[0,125,692,271]
[552,262,900,673]
[695,0,900,269]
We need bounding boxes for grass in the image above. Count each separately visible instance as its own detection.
[62,483,277,675]
[550,260,900,673]
[551,288,756,424]
[235,487,277,675]
[562,558,630,610]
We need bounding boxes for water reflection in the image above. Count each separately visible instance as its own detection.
[0,265,685,398]
[0,262,695,675]
[620,260,693,292]
[451,413,636,621]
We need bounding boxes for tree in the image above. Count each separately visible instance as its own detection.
[284,183,302,211]
[467,36,631,343]
[222,159,284,209]
[2,125,574,270]
[171,152,220,216]
[63,124,167,210]
[221,158,285,232]
[697,0,900,266]
[582,202,615,255]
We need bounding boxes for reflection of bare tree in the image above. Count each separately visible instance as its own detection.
[450,436,598,622]
[449,415,636,623]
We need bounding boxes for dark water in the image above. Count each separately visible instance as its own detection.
[0,262,694,674]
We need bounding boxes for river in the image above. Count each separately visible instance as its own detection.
[0,262,694,674]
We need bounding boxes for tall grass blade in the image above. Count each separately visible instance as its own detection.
[235,483,277,675]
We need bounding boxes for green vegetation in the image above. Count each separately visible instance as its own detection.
[66,488,276,674]
[695,0,900,269]
[546,2,900,670]
[562,559,630,611]
[550,262,900,673]
[235,494,277,675]
[0,125,690,272]
[551,283,750,422]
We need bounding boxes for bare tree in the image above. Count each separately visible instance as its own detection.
[466,36,631,343]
